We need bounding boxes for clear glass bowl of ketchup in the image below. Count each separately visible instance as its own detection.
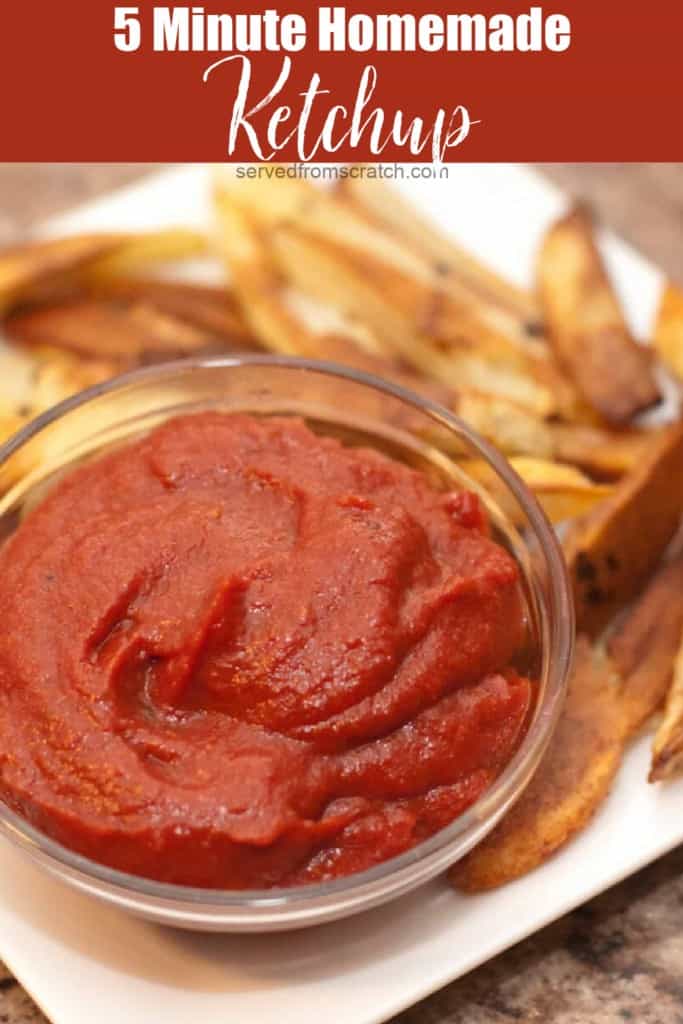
[0,356,573,931]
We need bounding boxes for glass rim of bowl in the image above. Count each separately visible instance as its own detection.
[0,354,574,930]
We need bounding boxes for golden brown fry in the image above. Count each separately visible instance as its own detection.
[450,637,624,892]
[651,630,683,781]
[270,224,556,414]
[337,171,541,328]
[28,346,119,415]
[551,423,650,480]
[505,457,611,524]
[461,457,611,526]
[607,551,683,739]
[85,277,252,345]
[456,394,556,459]
[213,192,315,357]
[653,282,683,382]
[215,174,561,415]
[82,228,208,283]
[6,290,248,366]
[0,234,127,316]
[0,344,37,417]
[564,422,683,634]
[303,333,453,408]
[538,206,661,424]
[337,176,584,421]
[0,343,118,492]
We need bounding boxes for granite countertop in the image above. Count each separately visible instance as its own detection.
[0,162,682,1024]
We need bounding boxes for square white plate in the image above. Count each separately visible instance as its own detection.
[0,164,676,1024]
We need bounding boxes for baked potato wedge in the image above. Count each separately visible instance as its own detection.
[450,637,624,891]
[608,550,683,737]
[538,206,661,424]
[564,422,683,634]
[650,631,683,781]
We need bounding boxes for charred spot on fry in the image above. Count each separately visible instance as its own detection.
[576,552,597,582]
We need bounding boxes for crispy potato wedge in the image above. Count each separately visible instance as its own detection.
[336,178,581,420]
[215,175,561,415]
[651,629,683,781]
[564,422,683,634]
[27,345,119,415]
[337,172,540,328]
[86,277,251,344]
[653,282,683,382]
[450,637,624,892]
[538,206,661,424]
[0,234,128,316]
[461,457,611,526]
[608,551,683,738]
[456,394,556,459]
[300,332,454,409]
[6,289,248,365]
[551,423,650,480]
[82,228,208,284]
[270,224,556,414]
[0,341,117,491]
[213,193,323,358]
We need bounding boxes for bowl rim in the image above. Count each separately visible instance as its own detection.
[0,354,574,920]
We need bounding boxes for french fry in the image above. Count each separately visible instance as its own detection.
[215,174,561,415]
[81,228,208,283]
[213,192,321,357]
[564,422,683,634]
[653,282,683,382]
[551,423,650,480]
[461,457,611,526]
[538,206,661,424]
[450,637,625,891]
[85,277,252,344]
[0,343,38,416]
[650,631,683,781]
[456,394,555,459]
[607,551,683,739]
[7,298,217,364]
[270,224,556,414]
[0,343,111,488]
[336,171,541,329]
[27,345,119,415]
[0,234,127,316]
[6,286,250,365]
[336,178,582,421]
[503,457,612,524]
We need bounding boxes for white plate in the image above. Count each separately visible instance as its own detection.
[0,165,676,1024]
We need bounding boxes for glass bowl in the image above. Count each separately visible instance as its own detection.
[0,356,573,932]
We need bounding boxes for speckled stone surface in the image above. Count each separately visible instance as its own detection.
[0,163,682,1024]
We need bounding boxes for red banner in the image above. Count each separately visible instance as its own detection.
[1,1,681,160]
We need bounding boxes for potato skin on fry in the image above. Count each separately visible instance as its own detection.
[565,422,683,635]
[450,637,624,892]
[608,551,683,738]
[538,206,660,424]
[651,634,683,781]
[551,423,649,481]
